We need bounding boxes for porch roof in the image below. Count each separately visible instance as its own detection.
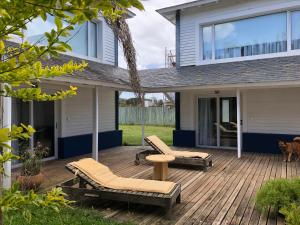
[139,55,300,90]
[47,54,300,91]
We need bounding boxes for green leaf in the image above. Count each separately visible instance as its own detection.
[54,17,63,31]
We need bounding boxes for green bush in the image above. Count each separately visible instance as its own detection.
[255,178,300,213]
[280,203,300,225]
[7,206,134,225]
[255,178,300,225]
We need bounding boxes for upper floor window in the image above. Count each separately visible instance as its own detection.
[202,12,292,61]
[203,26,213,60]
[25,16,101,59]
[292,11,300,50]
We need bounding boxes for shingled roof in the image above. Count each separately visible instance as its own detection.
[139,55,300,89]
[47,54,300,90]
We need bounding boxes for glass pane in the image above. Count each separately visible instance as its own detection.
[292,11,300,50]
[198,98,217,146]
[222,99,230,123]
[220,97,237,148]
[25,15,88,56]
[67,23,88,56]
[215,13,287,59]
[33,101,55,158]
[203,26,213,60]
[90,22,97,58]
[11,99,30,164]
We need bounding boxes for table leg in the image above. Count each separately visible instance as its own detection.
[153,162,169,181]
[153,162,161,180]
[161,162,168,181]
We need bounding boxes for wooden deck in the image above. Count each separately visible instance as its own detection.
[14,146,300,225]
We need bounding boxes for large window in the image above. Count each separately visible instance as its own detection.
[25,16,99,58]
[203,26,213,60]
[89,22,98,58]
[215,13,287,59]
[202,12,290,61]
[292,11,300,50]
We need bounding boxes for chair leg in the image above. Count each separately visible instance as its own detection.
[79,178,87,188]
[176,194,181,204]
[134,154,140,165]
[165,205,172,219]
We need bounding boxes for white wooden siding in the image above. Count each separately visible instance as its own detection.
[179,0,300,66]
[61,86,116,137]
[62,87,93,137]
[102,20,115,65]
[244,88,300,134]
[180,20,196,66]
[98,87,115,132]
[180,92,196,130]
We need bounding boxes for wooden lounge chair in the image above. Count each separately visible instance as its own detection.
[135,135,213,171]
[59,158,181,217]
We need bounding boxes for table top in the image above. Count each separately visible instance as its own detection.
[146,154,175,163]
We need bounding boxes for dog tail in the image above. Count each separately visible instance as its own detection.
[293,137,300,143]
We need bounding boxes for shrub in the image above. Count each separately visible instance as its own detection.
[280,203,300,225]
[255,178,300,224]
[255,178,300,213]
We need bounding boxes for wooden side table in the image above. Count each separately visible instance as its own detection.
[146,154,175,181]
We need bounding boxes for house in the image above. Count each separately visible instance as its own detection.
[152,0,300,156]
[11,0,300,163]
[11,12,135,163]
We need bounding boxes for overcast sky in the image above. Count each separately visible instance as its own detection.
[119,0,192,99]
[119,0,192,70]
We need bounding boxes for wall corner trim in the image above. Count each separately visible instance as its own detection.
[176,10,181,69]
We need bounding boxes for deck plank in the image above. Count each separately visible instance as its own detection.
[11,146,295,225]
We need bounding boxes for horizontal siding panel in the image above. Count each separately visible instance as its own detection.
[180,92,195,130]
[180,19,196,66]
[245,88,300,135]
[63,87,93,137]
[99,87,115,132]
[103,20,115,65]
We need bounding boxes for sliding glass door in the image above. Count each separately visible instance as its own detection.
[219,97,237,148]
[198,97,237,149]
[33,101,55,158]
[198,98,217,147]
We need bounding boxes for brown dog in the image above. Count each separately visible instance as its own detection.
[278,137,300,162]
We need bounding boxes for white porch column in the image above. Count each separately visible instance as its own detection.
[92,87,99,161]
[141,93,145,147]
[3,96,12,189]
[236,89,242,158]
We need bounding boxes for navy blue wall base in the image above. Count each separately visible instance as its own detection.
[58,130,122,159]
[98,130,122,150]
[243,133,300,154]
[173,130,195,147]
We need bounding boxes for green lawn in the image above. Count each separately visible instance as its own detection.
[120,125,174,146]
[7,207,133,225]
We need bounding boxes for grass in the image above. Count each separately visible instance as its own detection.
[7,207,134,225]
[120,125,174,146]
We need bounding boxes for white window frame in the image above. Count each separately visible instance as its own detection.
[23,17,104,63]
[198,9,300,65]
[64,19,103,62]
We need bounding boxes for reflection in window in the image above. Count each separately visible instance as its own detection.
[90,22,98,58]
[11,98,30,165]
[203,26,213,60]
[222,99,229,123]
[292,11,300,50]
[204,12,287,60]
[25,16,90,57]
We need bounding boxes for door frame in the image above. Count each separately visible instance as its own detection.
[29,101,58,161]
[196,94,237,150]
